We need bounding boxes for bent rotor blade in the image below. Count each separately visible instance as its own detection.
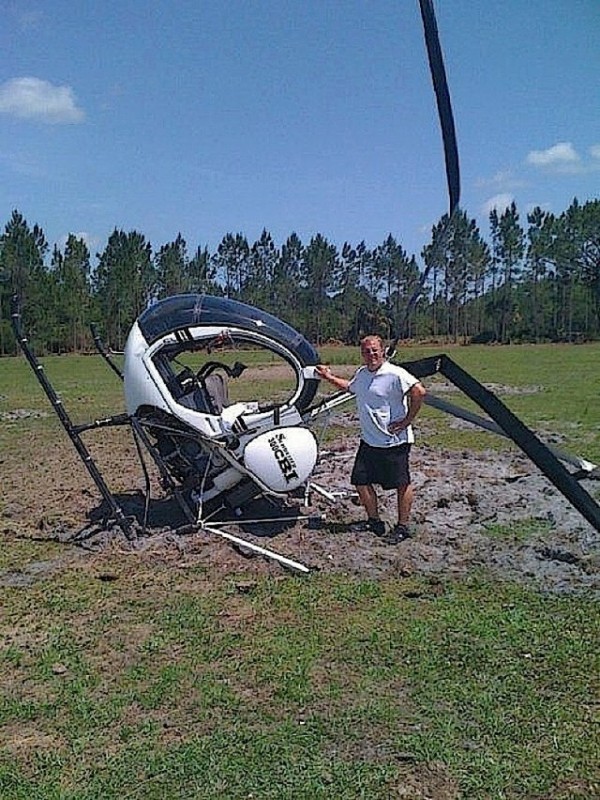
[418,0,460,216]
[395,0,461,345]
[426,393,598,477]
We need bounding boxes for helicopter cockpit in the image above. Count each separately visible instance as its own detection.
[122,294,322,507]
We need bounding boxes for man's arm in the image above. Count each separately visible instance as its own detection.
[316,364,351,392]
[388,381,426,433]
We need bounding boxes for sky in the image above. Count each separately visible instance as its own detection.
[1,0,599,264]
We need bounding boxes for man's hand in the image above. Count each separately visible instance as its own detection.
[389,382,426,433]
[315,365,350,391]
[388,418,409,434]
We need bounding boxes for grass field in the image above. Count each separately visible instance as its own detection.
[1,343,599,799]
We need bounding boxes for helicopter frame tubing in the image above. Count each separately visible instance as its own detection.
[11,295,136,539]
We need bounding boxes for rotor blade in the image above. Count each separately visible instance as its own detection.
[418,0,460,215]
[393,1,461,346]
[426,392,599,476]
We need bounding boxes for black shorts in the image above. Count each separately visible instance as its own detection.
[351,441,412,490]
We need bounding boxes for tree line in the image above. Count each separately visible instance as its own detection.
[0,197,598,356]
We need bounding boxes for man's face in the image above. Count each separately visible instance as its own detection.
[361,339,385,372]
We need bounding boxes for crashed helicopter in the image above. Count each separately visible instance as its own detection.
[10,288,600,575]
[10,0,600,572]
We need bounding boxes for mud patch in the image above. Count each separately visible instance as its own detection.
[0,558,68,587]
[8,431,596,596]
[304,440,600,594]
[428,380,543,396]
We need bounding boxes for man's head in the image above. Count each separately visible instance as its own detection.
[360,335,386,372]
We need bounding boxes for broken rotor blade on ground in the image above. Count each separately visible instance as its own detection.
[426,392,598,477]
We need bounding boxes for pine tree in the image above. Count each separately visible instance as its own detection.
[94,230,154,349]
[187,245,221,295]
[489,202,524,343]
[273,232,305,328]
[301,234,338,344]
[0,210,49,353]
[155,234,188,299]
[212,233,250,300]
[559,199,600,338]
[53,234,92,351]
[247,229,279,311]
[524,207,556,341]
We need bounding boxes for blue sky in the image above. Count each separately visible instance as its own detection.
[1,0,598,263]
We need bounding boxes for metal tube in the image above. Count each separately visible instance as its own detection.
[202,523,310,573]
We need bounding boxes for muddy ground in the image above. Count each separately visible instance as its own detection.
[2,406,598,596]
[1,378,598,800]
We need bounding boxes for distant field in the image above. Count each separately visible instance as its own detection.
[1,343,599,799]
[2,341,599,460]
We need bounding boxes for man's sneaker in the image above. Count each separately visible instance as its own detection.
[381,523,411,545]
[347,519,370,533]
[348,517,386,536]
[367,517,386,537]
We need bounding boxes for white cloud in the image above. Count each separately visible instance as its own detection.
[525,142,581,173]
[0,77,85,124]
[482,193,513,216]
[590,144,600,161]
[475,170,526,191]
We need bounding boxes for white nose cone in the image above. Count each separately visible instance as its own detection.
[243,427,318,492]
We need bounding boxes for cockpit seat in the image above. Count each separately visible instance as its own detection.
[204,371,229,414]
[177,370,229,415]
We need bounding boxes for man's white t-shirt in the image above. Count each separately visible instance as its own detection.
[349,361,420,448]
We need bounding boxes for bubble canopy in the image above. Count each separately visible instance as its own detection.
[137,294,319,366]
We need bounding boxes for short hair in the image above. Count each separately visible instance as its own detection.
[360,335,385,351]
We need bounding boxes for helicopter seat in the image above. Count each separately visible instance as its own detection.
[204,371,229,414]
[177,371,229,415]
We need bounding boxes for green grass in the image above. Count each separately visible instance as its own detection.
[2,342,599,457]
[1,571,598,798]
[483,516,556,543]
[1,343,599,798]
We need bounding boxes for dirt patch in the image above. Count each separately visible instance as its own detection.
[0,408,51,422]
[390,761,460,800]
[1,377,598,595]
[428,381,543,396]
[3,421,598,596]
[1,721,64,759]
[307,439,599,594]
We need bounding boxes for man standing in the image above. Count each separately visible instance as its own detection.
[317,335,426,543]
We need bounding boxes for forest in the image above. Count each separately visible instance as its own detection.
[0,196,598,355]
